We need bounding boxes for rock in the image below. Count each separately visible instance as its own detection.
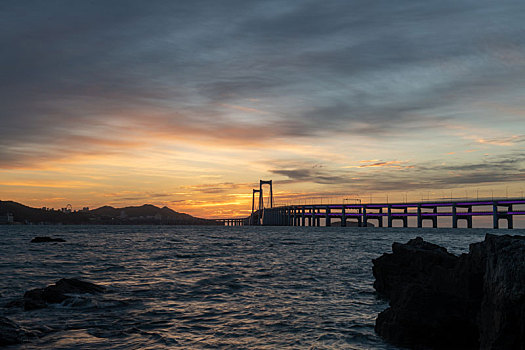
[30,236,66,243]
[373,237,458,299]
[0,316,27,346]
[23,278,105,310]
[474,234,525,349]
[373,234,525,350]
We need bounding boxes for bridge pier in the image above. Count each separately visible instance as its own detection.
[325,206,331,227]
[387,205,392,227]
[493,204,498,229]
[494,204,514,229]
[417,205,422,228]
[341,207,346,227]
[508,205,513,229]
[452,204,458,229]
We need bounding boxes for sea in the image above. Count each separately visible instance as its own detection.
[1,225,523,349]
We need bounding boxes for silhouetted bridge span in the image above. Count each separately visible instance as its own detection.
[219,198,525,229]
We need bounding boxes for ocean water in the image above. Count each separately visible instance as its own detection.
[1,225,523,349]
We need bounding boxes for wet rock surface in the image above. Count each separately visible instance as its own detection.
[373,234,525,349]
[23,278,105,310]
[30,236,66,243]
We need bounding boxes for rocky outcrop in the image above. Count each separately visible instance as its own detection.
[23,278,105,310]
[0,317,28,346]
[373,234,525,349]
[30,236,65,243]
[473,234,525,349]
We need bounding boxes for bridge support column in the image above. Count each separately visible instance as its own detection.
[467,206,473,229]
[433,207,438,228]
[387,205,392,227]
[316,208,321,226]
[403,208,408,228]
[417,204,422,228]
[508,205,513,229]
[378,208,383,227]
[493,204,498,229]
[357,208,362,227]
[452,204,457,229]
[325,206,331,227]
[342,206,346,227]
[363,207,367,227]
[301,208,305,226]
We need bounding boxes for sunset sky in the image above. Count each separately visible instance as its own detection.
[1,1,524,218]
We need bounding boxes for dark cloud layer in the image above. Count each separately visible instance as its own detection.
[271,154,525,191]
[1,0,525,167]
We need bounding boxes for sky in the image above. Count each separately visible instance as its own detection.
[1,0,524,218]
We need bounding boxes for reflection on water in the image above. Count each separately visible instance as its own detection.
[1,225,519,349]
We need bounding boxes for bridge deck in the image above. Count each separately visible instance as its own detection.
[235,198,525,229]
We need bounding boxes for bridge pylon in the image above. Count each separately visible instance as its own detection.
[258,180,273,225]
[251,189,261,225]
[259,180,273,209]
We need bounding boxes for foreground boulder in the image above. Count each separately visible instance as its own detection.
[0,317,28,346]
[23,278,105,310]
[30,236,65,243]
[373,234,525,349]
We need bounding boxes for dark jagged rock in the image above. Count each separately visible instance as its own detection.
[473,234,525,349]
[0,316,27,346]
[23,278,105,310]
[30,236,66,243]
[373,234,525,350]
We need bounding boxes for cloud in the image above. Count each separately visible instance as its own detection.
[270,154,525,191]
[181,182,254,194]
[344,160,414,169]
[1,0,524,172]
[476,135,525,146]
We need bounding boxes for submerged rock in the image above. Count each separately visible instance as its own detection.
[23,278,105,310]
[30,236,66,243]
[0,316,27,346]
[373,234,525,350]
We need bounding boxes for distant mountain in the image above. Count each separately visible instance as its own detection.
[89,204,215,225]
[0,201,219,225]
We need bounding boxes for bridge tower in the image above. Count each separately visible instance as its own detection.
[251,189,261,225]
[259,180,273,209]
[250,180,274,225]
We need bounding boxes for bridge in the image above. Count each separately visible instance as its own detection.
[218,180,525,229]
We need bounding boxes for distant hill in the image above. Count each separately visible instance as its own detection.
[0,201,219,225]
